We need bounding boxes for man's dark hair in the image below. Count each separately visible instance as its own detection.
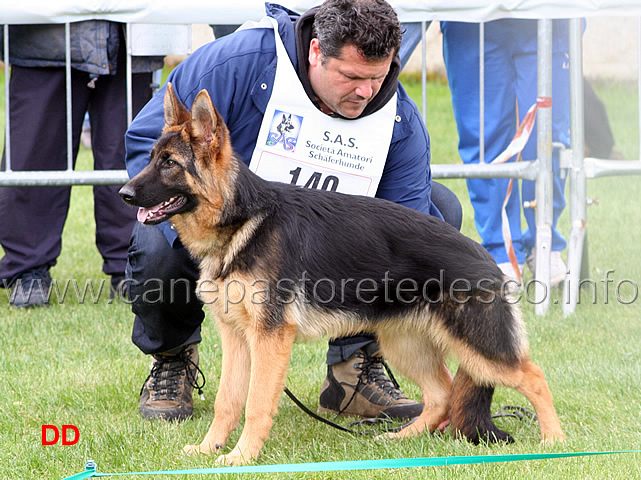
[313,0,402,62]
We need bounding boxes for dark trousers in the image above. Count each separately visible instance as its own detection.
[0,64,153,282]
[127,182,462,356]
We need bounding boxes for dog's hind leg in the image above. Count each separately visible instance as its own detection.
[454,358,565,444]
[375,332,452,439]
[184,321,251,457]
[509,359,565,444]
[217,322,298,466]
[449,368,513,444]
[439,294,563,444]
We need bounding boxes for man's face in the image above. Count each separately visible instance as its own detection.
[308,38,394,119]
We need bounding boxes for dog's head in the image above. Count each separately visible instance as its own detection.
[119,83,234,226]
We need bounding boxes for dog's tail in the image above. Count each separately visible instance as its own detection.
[448,368,514,444]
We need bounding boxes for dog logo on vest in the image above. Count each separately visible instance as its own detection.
[266,110,303,152]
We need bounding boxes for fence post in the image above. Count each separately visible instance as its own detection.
[534,19,554,315]
[563,18,588,314]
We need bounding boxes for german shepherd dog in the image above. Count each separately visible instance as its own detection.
[119,83,565,465]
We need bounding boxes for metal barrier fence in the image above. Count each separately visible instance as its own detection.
[2,11,640,315]
[1,22,190,186]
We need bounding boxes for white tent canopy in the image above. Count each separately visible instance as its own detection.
[2,1,641,25]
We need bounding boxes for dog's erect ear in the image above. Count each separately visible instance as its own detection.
[163,82,190,128]
[191,89,217,145]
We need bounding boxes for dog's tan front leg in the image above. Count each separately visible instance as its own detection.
[184,322,250,456]
[216,323,297,466]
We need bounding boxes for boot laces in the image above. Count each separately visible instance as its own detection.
[140,347,206,401]
[355,351,408,401]
[335,351,409,418]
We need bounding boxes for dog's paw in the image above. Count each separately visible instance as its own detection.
[183,443,212,456]
[215,448,251,466]
[374,432,397,442]
[374,428,420,442]
[540,431,566,445]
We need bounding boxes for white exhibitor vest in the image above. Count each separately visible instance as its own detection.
[248,16,397,196]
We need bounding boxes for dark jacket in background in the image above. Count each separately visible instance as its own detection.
[1,21,163,74]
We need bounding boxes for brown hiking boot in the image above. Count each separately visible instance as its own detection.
[139,344,205,421]
[318,346,423,420]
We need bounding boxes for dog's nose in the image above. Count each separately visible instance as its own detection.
[119,183,136,204]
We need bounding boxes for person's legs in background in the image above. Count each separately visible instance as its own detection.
[519,45,570,286]
[442,20,526,281]
[0,66,90,307]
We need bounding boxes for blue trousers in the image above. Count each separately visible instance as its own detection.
[441,19,570,264]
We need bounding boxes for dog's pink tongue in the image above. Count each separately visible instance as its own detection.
[137,207,150,223]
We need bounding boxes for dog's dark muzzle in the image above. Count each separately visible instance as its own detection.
[119,182,138,206]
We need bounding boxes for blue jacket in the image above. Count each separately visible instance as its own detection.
[125,3,440,247]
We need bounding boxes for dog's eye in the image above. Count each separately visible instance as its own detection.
[159,152,177,168]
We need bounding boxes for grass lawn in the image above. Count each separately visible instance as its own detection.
[1,68,640,479]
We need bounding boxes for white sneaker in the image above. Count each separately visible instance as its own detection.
[497,262,524,284]
[526,251,566,288]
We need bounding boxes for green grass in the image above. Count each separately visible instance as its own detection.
[591,79,640,160]
[1,71,641,479]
